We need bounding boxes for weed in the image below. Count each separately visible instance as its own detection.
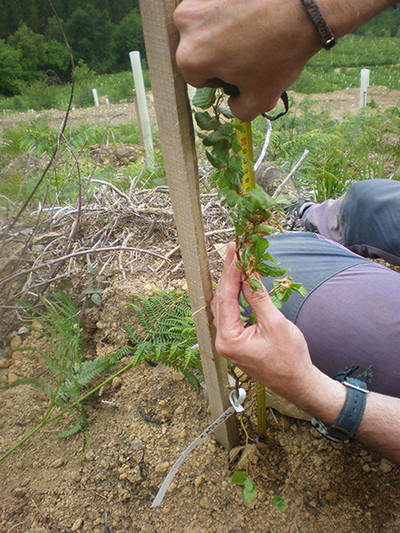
[121,290,203,389]
[231,471,258,503]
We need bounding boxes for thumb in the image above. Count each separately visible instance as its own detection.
[242,276,282,326]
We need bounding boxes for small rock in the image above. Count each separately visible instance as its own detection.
[85,450,95,461]
[13,487,27,497]
[10,335,22,349]
[51,458,65,468]
[379,458,393,473]
[362,464,371,473]
[17,326,29,335]
[7,372,18,384]
[111,377,122,390]
[71,517,83,531]
[236,444,259,470]
[0,357,9,368]
[199,496,210,509]
[155,461,170,475]
[170,370,184,382]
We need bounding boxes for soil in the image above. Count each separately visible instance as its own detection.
[1,88,400,533]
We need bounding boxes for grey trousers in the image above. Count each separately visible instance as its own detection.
[301,179,400,266]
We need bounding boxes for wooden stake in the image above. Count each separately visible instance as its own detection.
[139,0,239,449]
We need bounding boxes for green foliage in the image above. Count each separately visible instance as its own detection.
[111,9,145,71]
[194,88,306,303]
[10,292,123,439]
[253,100,400,201]
[272,495,288,512]
[231,471,258,503]
[65,6,114,74]
[121,290,203,389]
[0,39,23,95]
[291,36,400,94]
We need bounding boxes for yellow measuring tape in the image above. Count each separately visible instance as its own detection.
[236,118,267,439]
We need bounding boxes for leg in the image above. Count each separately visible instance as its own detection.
[300,179,400,266]
[251,232,400,398]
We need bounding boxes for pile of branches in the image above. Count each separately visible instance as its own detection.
[0,172,235,339]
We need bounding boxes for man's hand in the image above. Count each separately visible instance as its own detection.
[174,0,320,121]
[211,242,316,401]
[174,0,395,121]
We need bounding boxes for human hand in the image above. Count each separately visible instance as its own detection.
[173,0,320,121]
[211,243,317,402]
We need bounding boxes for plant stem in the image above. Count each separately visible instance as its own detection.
[0,359,134,464]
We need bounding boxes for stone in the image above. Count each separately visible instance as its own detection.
[51,458,65,468]
[85,450,95,461]
[71,517,83,531]
[0,357,9,368]
[379,458,393,473]
[10,335,22,349]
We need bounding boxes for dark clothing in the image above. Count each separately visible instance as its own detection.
[254,232,400,399]
[301,179,400,266]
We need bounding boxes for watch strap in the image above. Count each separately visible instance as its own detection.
[311,375,368,444]
[300,0,336,50]
[330,377,368,438]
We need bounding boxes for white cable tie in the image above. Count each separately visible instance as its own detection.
[151,388,246,508]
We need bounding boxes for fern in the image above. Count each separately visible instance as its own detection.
[11,292,123,439]
[121,290,203,389]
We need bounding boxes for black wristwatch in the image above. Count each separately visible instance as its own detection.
[311,369,369,444]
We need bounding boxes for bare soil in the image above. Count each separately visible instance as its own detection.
[1,88,400,533]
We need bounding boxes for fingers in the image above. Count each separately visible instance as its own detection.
[228,90,281,122]
[241,275,285,333]
[211,243,243,334]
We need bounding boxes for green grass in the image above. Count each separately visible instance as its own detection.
[291,35,400,93]
[0,118,152,207]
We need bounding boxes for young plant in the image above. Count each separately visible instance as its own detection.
[193,87,305,303]
[231,470,258,504]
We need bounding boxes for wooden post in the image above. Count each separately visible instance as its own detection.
[139,0,239,449]
[129,51,155,167]
[359,68,370,110]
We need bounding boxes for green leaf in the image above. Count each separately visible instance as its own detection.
[272,495,288,512]
[249,276,263,292]
[243,477,258,503]
[192,88,217,109]
[91,293,102,306]
[206,149,224,169]
[194,111,219,131]
[231,470,247,485]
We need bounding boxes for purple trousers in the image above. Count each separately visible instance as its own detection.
[259,232,400,399]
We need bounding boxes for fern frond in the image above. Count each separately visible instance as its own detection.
[122,290,204,388]
[8,377,53,398]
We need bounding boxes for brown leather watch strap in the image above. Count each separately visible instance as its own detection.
[300,0,336,49]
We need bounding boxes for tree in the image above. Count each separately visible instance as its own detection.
[0,39,23,95]
[7,24,46,83]
[65,5,114,72]
[111,8,145,71]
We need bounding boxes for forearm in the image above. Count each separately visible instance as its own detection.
[319,0,400,38]
[288,366,400,464]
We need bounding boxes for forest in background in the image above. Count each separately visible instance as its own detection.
[0,1,399,98]
[0,0,143,96]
